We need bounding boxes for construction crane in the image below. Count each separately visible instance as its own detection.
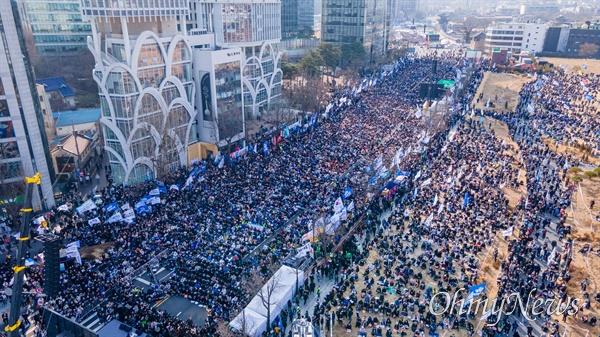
[4,173,41,337]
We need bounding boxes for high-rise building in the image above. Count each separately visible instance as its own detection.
[80,0,282,183]
[82,0,196,184]
[396,0,417,16]
[18,0,92,55]
[282,0,300,39]
[298,0,321,37]
[188,0,283,121]
[321,0,389,58]
[282,0,321,39]
[0,0,55,210]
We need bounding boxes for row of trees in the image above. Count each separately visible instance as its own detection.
[282,42,367,80]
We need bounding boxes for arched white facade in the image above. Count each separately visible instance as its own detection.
[242,42,283,118]
[86,5,196,185]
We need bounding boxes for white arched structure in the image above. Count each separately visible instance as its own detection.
[90,14,195,185]
[241,42,283,119]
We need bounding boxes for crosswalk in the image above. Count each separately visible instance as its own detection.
[79,310,104,333]
[132,266,174,289]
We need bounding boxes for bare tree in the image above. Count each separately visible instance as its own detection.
[235,309,256,337]
[285,77,328,113]
[262,100,297,129]
[216,111,245,152]
[460,17,480,44]
[257,273,283,333]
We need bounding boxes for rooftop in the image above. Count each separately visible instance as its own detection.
[53,108,101,128]
[51,134,93,156]
[36,77,76,97]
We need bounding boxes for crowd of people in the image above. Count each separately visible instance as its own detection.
[1,52,468,337]
[485,68,599,337]
[523,70,600,156]
[277,63,600,337]
[2,52,598,337]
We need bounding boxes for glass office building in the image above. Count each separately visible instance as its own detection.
[0,0,55,210]
[322,0,389,57]
[19,0,91,55]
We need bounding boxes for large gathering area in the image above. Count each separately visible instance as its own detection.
[1,51,599,337]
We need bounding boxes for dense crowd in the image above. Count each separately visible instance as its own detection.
[279,65,600,337]
[524,70,600,156]
[2,54,598,337]
[1,52,467,337]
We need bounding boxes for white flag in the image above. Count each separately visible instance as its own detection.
[88,217,101,226]
[333,197,344,213]
[57,204,70,212]
[123,209,135,220]
[501,226,513,238]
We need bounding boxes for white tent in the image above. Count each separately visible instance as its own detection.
[230,265,305,337]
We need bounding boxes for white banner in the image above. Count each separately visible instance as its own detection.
[295,243,314,259]
[107,212,123,224]
[76,199,97,215]
[57,204,70,212]
[88,217,100,226]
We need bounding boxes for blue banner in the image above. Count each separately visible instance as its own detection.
[463,192,472,208]
[343,187,352,199]
[104,202,119,214]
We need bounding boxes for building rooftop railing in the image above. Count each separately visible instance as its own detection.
[81,0,189,19]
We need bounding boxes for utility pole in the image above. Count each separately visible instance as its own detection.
[5,173,40,337]
[72,123,81,188]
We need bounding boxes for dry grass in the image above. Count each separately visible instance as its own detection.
[483,117,527,209]
[472,72,531,113]
[80,242,114,259]
[540,57,600,74]
[542,136,600,166]
[560,170,600,337]
[477,117,526,299]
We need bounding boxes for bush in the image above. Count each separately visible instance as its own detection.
[572,175,584,182]
[583,170,598,179]
[569,167,583,174]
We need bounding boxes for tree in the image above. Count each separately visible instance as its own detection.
[299,50,324,78]
[341,42,366,68]
[460,17,479,44]
[235,309,256,337]
[318,44,342,75]
[281,61,299,80]
[263,99,297,128]
[258,274,283,332]
[585,20,592,29]
[285,76,328,113]
[579,43,600,58]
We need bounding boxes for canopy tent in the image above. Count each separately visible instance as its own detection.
[437,79,455,89]
[230,265,305,337]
